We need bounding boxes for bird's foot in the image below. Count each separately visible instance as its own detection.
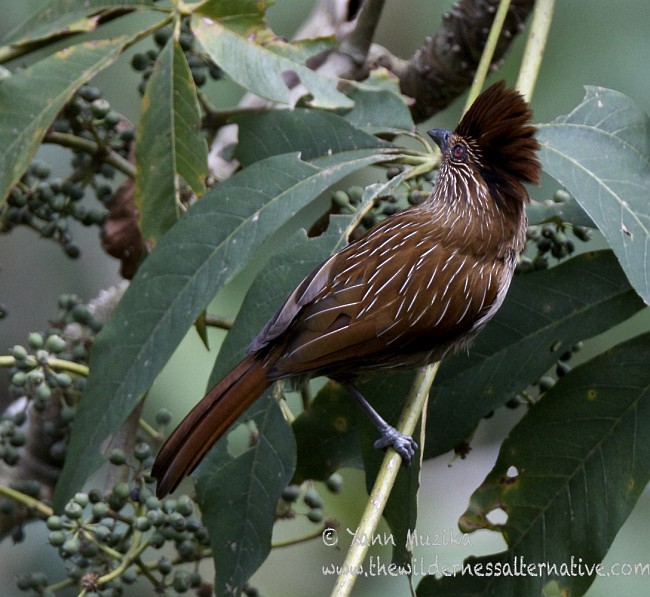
[373,425,418,466]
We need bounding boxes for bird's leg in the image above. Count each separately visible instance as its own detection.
[342,383,418,466]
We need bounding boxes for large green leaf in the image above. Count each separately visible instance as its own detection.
[196,220,349,595]
[53,149,391,510]
[340,74,415,134]
[0,0,154,50]
[417,333,650,596]
[0,36,131,202]
[135,38,207,243]
[423,250,645,459]
[537,87,650,304]
[196,394,295,597]
[192,4,352,109]
[234,108,385,167]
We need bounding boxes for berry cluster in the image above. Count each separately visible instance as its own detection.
[1,295,102,469]
[1,86,134,258]
[131,19,222,94]
[17,471,213,595]
[278,473,344,525]
[517,190,593,274]
[330,168,433,237]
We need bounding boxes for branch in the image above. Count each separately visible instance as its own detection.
[371,0,535,122]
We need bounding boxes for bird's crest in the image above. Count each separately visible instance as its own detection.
[455,81,542,188]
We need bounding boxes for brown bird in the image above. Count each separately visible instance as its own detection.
[152,81,541,497]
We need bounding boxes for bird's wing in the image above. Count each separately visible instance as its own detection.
[260,211,504,377]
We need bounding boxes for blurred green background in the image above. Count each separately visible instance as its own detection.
[1,1,648,595]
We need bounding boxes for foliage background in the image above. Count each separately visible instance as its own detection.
[0,0,648,595]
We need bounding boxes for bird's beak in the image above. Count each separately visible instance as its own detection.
[428,128,451,153]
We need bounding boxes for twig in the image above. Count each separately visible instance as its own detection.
[463,0,513,112]
[331,362,439,597]
[516,0,557,101]
[44,131,136,178]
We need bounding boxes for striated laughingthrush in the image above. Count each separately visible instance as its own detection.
[152,81,542,497]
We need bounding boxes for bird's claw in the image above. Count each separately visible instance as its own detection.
[373,426,418,466]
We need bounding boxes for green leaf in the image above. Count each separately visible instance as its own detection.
[135,38,207,242]
[526,196,594,228]
[293,382,363,481]
[0,0,154,49]
[196,220,350,593]
[340,73,415,134]
[537,87,650,304]
[196,394,296,597]
[418,333,650,596]
[234,108,385,167]
[192,8,352,108]
[423,250,645,460]
[53,149,391,510]
[0,36,131,202]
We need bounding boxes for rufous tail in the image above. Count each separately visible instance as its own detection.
[151,354,271,497]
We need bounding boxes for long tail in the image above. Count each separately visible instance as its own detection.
[151,354,272,497]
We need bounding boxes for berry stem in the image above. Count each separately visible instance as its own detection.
[0,485,53,517]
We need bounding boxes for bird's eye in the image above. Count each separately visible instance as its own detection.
[450,143,467,162]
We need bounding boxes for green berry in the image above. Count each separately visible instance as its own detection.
[64,242,81,259]
[168,511,186,531]
[90,98,111,118]
[332,190,350,209]
[303,488,323,509]
[104,111,121,128]
[61,537,80,556]
[92,501,109,519]
[10,345,28,360]
[45,334,66,353]
[78,85,101,102]
[556,361,571,378]
[94,524,111,541]
[11,371,27,387]
[538,376,555,392]
[155,408,172,427]
[281,485,301,502]
[135,516,151,531]
[122,567,138,584]
[553,189,571,203]
[176,494,194,517]
[347,186,364,204]
[64,501,84,519]
[112,481,131,500]
[177,539,196,559]
[36,382,51,401]
[157,557,172,575]
[147,509,165,527]
[134,441,151,461]
[131,53,149,71]
[109,448,126,466]
[47,515,63,530]
[172,569,191,593]
[55,372,72,388]
[325,473,344,493]
[307,508,324,523]
[49,530,66,546]
[31,160,51,180]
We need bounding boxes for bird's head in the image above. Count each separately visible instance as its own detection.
[428,81,542,213]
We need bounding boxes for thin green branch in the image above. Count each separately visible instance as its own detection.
[0,485,53,517]
[44,131,136,178]
[0,355,89,377]
[332,362,440,597]
[516,0,557,101]
[463,0,513,112]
